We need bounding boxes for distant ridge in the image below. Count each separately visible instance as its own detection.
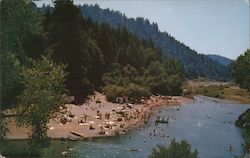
[207,54,233,66]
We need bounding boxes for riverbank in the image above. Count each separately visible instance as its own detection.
[184,80,250,104]
[5,92,191,140]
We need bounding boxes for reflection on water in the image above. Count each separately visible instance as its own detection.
[72,96,249,158]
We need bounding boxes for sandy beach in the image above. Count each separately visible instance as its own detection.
[5,92,191,140]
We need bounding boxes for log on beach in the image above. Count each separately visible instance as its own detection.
[70,131,85,138]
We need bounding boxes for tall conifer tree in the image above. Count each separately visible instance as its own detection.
[48,0,90,103]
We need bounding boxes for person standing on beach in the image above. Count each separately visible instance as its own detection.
[84,114,87,122]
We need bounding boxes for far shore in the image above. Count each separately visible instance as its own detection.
[5,92,192,140]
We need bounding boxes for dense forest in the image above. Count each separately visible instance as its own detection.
[67,4,230,81]
[0,0,184,151]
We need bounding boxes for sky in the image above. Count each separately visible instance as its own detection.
[35,0,250,60]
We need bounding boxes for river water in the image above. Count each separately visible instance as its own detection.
[69,96,249,158]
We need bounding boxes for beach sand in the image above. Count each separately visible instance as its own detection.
[5,92,191,140]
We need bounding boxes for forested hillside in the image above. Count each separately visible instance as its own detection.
[44,2,185,103]
[70,4,230,81]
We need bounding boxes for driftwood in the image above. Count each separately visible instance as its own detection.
[70,131,84,138]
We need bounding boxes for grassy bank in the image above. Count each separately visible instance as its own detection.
[184,81,250,104]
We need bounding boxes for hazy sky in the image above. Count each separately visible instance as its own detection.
[35,0,250,60]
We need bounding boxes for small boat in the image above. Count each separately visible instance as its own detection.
[155,116,169,124]
[128,148,141,152]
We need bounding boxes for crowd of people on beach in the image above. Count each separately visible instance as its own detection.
[57,93,155,137]
[50,92,184,141]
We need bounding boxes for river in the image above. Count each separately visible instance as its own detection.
[61,96,249,158]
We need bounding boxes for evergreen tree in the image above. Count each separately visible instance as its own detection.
[97,23,116,67]
[48,0,91,103]
[232,49,250,91]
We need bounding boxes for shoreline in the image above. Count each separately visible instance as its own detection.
[185,80,250,104]
[5,92,192,140]
[195,94,250,105]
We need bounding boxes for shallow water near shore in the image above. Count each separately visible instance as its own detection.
[66,96,249,158]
